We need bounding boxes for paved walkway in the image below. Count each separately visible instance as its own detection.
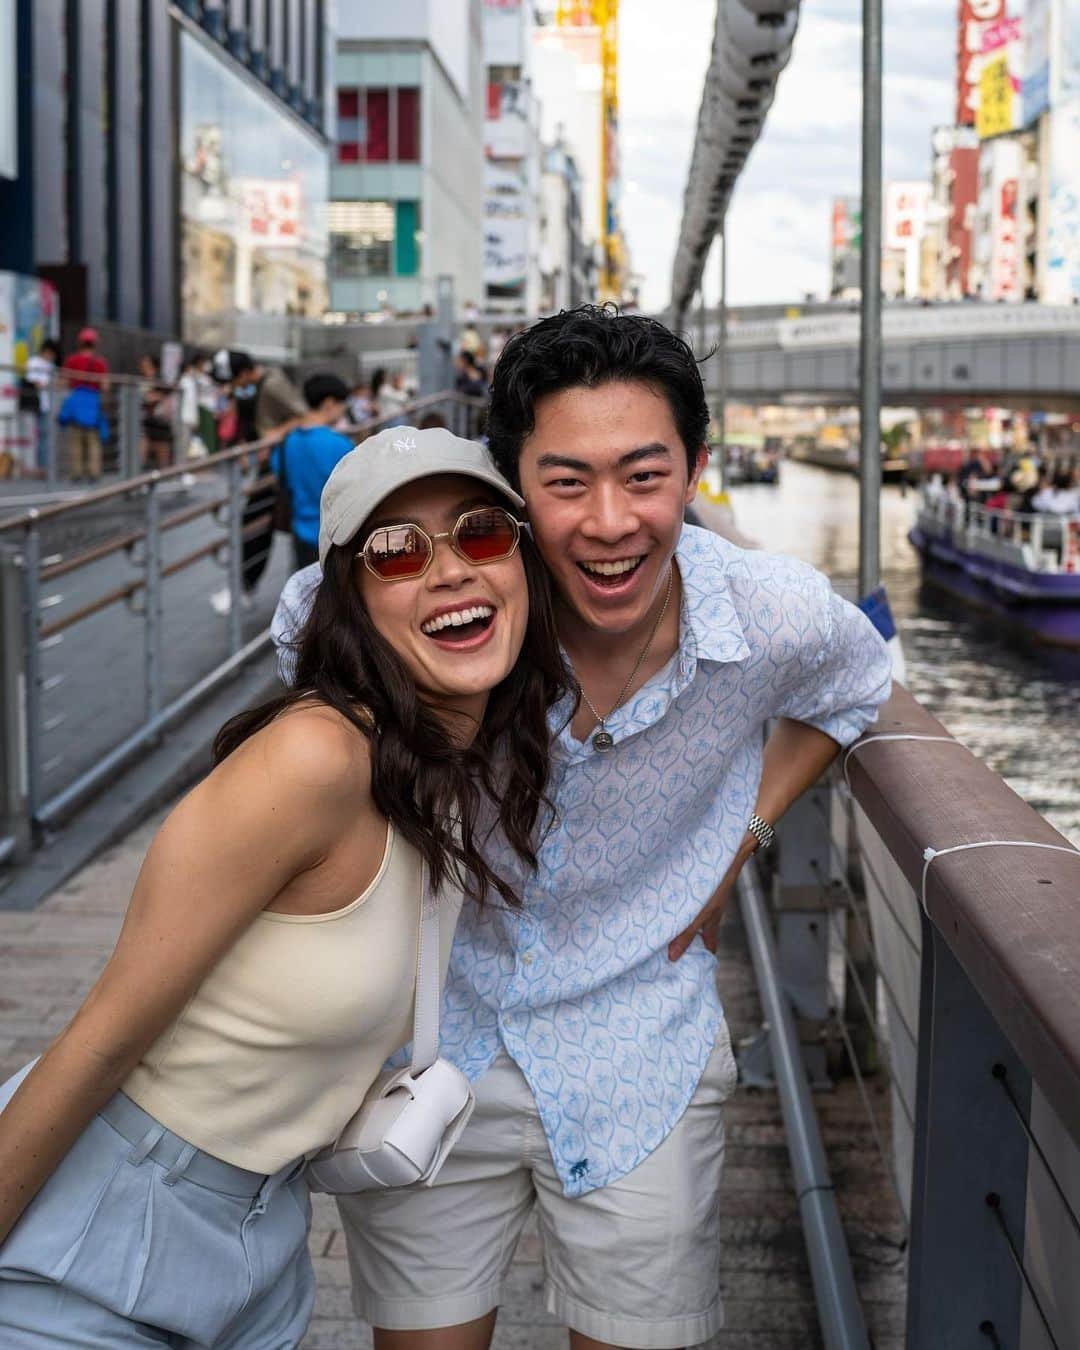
[0,810,906,1348]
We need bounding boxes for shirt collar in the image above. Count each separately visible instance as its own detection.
[549,525,750,756]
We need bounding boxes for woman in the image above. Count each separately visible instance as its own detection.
[138,352,176,470]
[0,427,565,1346]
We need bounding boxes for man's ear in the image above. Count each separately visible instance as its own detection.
[685,445,709,503]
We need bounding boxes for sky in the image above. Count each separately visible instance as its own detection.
[618,0,957,311]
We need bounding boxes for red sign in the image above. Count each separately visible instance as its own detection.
[956,0,1006,125]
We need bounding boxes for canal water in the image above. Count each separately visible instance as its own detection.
[727,460,1080,847]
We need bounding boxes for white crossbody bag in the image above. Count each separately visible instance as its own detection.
[306,868,475,1194]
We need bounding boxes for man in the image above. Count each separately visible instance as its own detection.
[59,328,109,483]
[210,352,306,615]
[272,373,352,570]
[273,307,891,1348]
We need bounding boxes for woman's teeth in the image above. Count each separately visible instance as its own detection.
[579,557,643,577]
[421,604,494,635]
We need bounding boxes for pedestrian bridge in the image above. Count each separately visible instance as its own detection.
[695,302,1080,408]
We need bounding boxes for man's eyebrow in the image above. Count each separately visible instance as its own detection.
[534,443,672,473]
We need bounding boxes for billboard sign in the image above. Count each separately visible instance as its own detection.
[236,179,302,249]
[975,16,1023,138]
[1022,0,1051,122]
[484,162,526,295]
[885,181,930,249]
[1045,94,1080,303]
[985,135,1023,300]
[484,0,525,67]
[485,80,529,159]
[957,0,1006,125]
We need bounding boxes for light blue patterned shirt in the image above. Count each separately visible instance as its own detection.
[272,525,892,1194]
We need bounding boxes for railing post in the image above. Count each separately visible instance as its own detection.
[0,544,32,863]
[227,457,244,656]
[144,475,163,720]
[21,515,42,828]
[119,382,143,479]
[772,781,834,1085]
[905,920,1032,1347]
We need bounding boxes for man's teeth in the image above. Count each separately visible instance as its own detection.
[421,604,494,635]
[580,557,643,577]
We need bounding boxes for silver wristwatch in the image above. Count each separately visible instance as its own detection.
[747,813,775,853]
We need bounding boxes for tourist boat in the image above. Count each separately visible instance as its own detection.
[908,487,1080,647]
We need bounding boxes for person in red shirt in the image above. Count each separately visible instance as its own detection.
[59,328,110,482]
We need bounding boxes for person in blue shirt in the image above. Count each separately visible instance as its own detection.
[274,374,353,569]
[273,307,892,1350]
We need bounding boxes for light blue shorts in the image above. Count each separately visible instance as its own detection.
[0,1066,314,1347]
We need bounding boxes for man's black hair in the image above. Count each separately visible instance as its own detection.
[303,372,349,410]
[487,305,710,488]
[229,350,257,380]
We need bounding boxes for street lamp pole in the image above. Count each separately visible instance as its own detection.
[717,217,728,492]
[858,0,883,596]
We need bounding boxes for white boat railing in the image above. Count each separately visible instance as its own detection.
[917,487,1080,575]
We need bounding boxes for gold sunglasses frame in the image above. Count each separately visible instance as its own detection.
[357,507,525,582]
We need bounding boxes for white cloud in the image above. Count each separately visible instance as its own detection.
[619,0,955,310]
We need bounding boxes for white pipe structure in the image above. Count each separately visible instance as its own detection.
[669,0,803,326]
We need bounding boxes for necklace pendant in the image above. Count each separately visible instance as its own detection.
[592,729,615,752]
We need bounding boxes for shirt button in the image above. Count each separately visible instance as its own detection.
[521,952,534,966]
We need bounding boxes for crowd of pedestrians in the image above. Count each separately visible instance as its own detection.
[940,447,1080,516]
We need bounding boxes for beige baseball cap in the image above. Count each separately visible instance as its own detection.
[318,425,525,568]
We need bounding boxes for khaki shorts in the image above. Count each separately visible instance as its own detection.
[338,1020,738,1349]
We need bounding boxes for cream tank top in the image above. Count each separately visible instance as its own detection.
[123,823,463,1174]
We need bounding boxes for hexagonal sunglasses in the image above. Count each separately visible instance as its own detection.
[358,506,525,581]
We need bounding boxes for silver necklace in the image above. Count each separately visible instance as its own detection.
[575,562,675,753]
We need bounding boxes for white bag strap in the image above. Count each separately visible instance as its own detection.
[409,863,441,1075]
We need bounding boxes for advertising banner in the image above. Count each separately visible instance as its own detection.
[485,81,529,159]
[977,52,1014,137]
[957,0,1006,125]
[884,182,930,249]
[1044,94,1080,304]
[484,0,524,68]
[484,162,526,294]
[975,17,1023,138]
[236,179,302,249]
[985,135,1022,300]
[484,219,527,290]
[1022,0,1050,123]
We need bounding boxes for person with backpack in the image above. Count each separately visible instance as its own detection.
[59,328,109,483]
[273,374,354,569]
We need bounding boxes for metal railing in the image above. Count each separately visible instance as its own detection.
[0,392,486,869]
[765,685,1080,1345]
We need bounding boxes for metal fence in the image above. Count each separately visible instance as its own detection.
[0,392,486,869]
[760,685,1080,1346]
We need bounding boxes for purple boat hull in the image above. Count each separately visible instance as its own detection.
[909,525,1080,648]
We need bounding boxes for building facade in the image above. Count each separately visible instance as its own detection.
[328,0,485,317]
[539,139,588,311]
[0,0,330,347]
[483,0,542,316]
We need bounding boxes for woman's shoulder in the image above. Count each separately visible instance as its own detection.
[230,700,374,808]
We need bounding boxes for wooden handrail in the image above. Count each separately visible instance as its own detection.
[845,684,1080,1148]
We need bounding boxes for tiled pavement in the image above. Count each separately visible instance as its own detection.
[0,809,907,1348]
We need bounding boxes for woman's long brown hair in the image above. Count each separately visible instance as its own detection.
[213,533,567,908]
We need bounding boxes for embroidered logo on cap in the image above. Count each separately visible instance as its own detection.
[392,435,417,455]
